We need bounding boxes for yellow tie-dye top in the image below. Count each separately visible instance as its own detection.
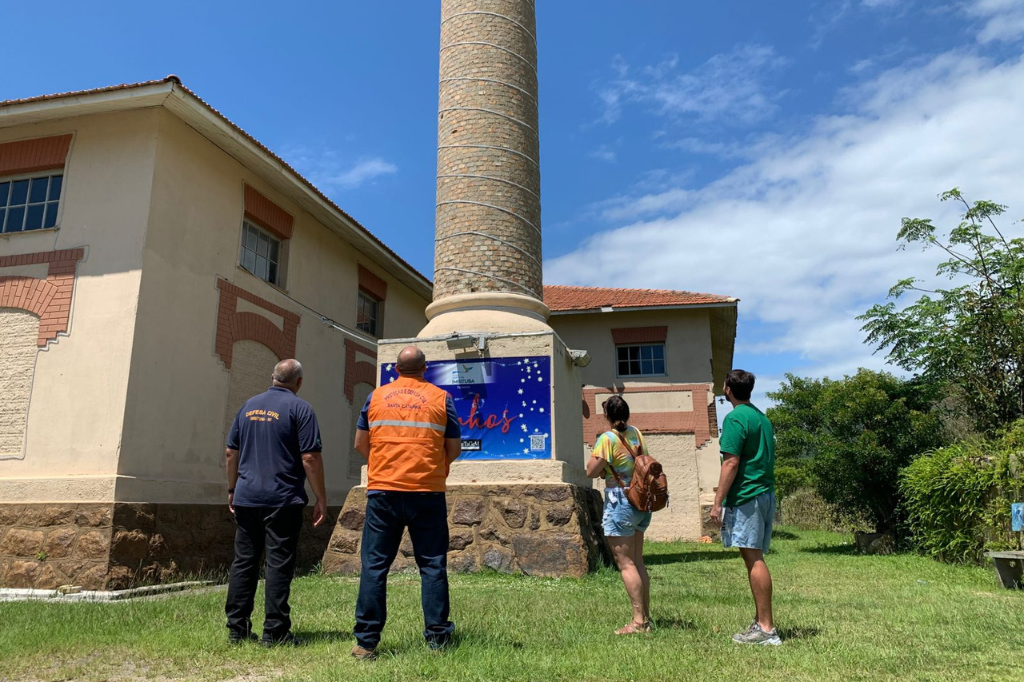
[591,426,647,486]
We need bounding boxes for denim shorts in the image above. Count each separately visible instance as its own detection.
[722,490,775,553]
[602,487,652,537]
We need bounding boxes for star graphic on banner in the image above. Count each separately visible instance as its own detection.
[539,408,545,413]
[523,448,530,455]
[522,401,527,407]
[532,400,536,404]
[519,413,524,418]
[517,388,524,395]
[534,428,540,433]
[521,424,528,432]
[385,364,393,371]
[388,377,396,383]
[520,438,524,443]
[538,376,543,382]
[521,378,525,383]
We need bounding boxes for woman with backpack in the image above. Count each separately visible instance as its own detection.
[585,395,653,635]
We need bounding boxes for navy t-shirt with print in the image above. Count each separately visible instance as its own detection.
[227,386,322,507]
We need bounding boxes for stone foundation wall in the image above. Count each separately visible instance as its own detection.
[323,484,610,578]
[0,503,339,590]
[0,504,113,589]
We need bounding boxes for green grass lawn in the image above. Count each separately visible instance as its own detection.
[1,528,1022,681]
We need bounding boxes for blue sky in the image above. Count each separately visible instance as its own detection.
[6,0,1024,408]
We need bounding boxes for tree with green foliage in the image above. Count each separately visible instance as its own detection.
[767,370,945,534]
[860,189,1024,434]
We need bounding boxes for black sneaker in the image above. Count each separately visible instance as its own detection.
[260,632,304,648]
[228,630,257,645]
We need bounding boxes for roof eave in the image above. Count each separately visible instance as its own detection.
[548,300,739,315]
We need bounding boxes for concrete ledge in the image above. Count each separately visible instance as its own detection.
[360,461,592,488]
[0,580,215,602]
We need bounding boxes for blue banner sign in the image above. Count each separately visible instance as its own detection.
[1013,502,1023,533]
[380,356,552,460]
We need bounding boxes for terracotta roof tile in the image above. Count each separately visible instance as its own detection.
[0,76,431,289]
[543,285,736,312]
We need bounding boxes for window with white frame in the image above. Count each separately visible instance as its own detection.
[357,290,381,337]
[240,220,282,286]
[0,173,63,234]
[616,343,666,377]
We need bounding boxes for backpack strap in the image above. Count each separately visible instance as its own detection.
[602,431,628,489]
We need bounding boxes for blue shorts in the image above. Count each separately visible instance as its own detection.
[602,487,652,538]
[722,491,775,553]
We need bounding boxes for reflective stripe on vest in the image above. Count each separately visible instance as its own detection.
[368,419,446,432]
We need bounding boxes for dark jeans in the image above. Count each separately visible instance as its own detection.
[225,504,303,639]
[354,491,453,649]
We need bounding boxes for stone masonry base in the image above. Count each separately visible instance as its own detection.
[322,484,611,577]
[0,503,339,590]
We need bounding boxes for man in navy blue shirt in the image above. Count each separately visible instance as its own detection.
[224,358,326,647]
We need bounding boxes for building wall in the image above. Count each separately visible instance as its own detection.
[549,308,714,390]
[549,307,722,541]
[0,110,159,503]
[115,110,429,505]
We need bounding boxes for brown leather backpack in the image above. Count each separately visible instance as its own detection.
[605,430,669,513]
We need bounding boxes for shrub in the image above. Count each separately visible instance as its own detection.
[901,422,1024,563]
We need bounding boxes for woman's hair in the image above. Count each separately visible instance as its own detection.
[603,395,630,433]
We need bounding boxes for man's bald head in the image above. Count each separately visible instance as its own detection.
[272,359,304,392]
[396,346,426,376]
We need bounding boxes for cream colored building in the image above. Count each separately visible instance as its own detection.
[543,286,737,541]
[0,78,431,589]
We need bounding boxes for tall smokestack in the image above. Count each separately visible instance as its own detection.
[430,0,544,321]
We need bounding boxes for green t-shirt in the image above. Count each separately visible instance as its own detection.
[720,403,776,508]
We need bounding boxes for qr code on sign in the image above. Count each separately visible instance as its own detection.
[530,434,547,451]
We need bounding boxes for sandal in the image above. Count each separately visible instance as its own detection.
[615,622,651,635]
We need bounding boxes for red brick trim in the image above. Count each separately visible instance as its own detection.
[611,326,668,345]
[0,135,72,177]
[344,338,377,404]
[243,185,294,240]
[215,279,300,369]
[582,383,714,448]
[708,397,719,438]
[0,248,84,347]
[358,265,387,301]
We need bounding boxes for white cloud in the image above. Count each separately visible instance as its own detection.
[326,158,398,188]
[596,44,788,126]
[589,145,617,162]
[964,0,1024,43]
[549,50,1024,385]
[283,148,397,190]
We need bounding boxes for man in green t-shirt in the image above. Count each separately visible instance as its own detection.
[710,369,780,646]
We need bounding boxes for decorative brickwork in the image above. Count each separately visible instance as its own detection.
[610,326,668,345]
[243,184,294,240]
[357,264,387,301]
[324,485,609,577]
[215,279,299,369]
[582,384,715,448]
[343,338,376,405]
[0,134,72,176]
[0,248,84,347]
[434,0,543,301]
[708,397,719,438]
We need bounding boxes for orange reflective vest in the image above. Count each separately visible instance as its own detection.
[366,375,451,492]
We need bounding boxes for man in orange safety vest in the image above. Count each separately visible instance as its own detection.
[351,346,461,660]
